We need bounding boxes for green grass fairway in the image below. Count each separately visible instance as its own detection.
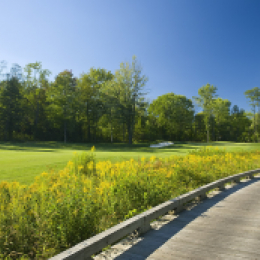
[0,141,259,186]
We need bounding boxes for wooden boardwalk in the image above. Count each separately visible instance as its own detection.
[94,175,260,260]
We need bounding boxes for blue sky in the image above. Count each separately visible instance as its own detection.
[1,0,260,115]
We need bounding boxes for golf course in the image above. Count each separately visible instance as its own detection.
[1,140,260,260]
[0,140,259,186]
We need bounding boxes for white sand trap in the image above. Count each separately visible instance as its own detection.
[150,141,174,148]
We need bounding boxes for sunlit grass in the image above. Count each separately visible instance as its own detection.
[0,141,259,185]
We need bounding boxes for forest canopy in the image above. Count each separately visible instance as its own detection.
[0,57,259,144]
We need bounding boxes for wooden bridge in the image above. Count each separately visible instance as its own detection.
[50,170,260,260]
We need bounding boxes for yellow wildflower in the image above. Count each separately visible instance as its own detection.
[78,165,84,171]
[67,161,74,167]
[41,172,48,177]
[111,168,115,178]
[150,156,156,163]
[10,181,19,189]
[88,161,94,169]
[59,170,67,178]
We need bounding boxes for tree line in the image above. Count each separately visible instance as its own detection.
[0,56,259,144]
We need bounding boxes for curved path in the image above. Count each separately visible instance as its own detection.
[94,175,260,260]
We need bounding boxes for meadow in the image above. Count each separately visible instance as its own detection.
[0,141,260,259]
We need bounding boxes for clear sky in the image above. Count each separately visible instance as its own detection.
[1,0,260,114]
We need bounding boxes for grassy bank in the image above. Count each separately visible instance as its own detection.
[0,145,260,259]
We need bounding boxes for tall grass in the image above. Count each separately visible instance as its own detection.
[1,146,260,259]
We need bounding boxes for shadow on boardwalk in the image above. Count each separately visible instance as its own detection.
[94,176,260,260]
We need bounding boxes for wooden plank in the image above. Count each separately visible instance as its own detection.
[147,178,260,259]
[94,176,260,259]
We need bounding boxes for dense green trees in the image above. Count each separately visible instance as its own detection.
[22,61,52,140]
[47,69,78,143]
[0,58,258,143]
[244,87,260,142]
[0,77,26,141]
[77,68,114,142]
[148,93,194,141]
[192,84,218,143]
[101,55,148,144]
[212,98,231,141]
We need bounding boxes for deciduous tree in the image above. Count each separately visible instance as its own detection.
[47,70,77,143]
[193,84,218,143]
[244,87,260,142]
[110,55,148,144]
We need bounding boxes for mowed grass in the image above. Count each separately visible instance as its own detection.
[0,140,259,186]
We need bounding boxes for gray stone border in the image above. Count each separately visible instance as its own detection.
[50,168,260,260]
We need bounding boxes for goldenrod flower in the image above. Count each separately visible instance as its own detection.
[78,165,84,171]
[41,172,48,177]
[67,161,74,167]
[150,156,156,163]
[0,181,10,189]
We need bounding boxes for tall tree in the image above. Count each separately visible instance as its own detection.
[193,112,207,142]
[192,84,218,143]
[47,70,78,143]
[110,55,148,144]
[22,61,52,139]
[230,106,251,142]
[212,98,231,141]
[77,68,114,142]
[99,77,121,143]
[244,87,260,142]
[148,93,194,141]
[0,77,26,140]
